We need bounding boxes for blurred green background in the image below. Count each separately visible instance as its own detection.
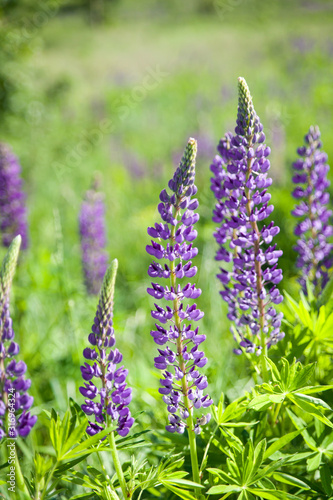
[1,0,333,463]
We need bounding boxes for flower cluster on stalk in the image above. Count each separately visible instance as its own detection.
[291,125,333,295]
[0,236,36,439]
[0,144,28,250]
[210,78,284,356]
[79,259,134,437]
[146,138,212,435]
[79,181,108,295]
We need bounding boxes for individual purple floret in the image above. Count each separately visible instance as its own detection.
[146,138,212,436]
[79,180,108,295]
[291,126,333,295]
[0,236,36,440]
[0,144,28,249]
[210,78,284,360]
[79,259,134,437]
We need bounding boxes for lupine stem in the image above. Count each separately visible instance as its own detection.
[107,426,129,499]
[170,203,200,494]
[272,402,282,426]
[245,149,268,381]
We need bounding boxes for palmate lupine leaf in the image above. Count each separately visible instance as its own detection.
[248,357,333,428]
[211,393,256,428]
[287,408,333,473]
[207,439,301,500]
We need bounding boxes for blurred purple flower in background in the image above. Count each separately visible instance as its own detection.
[292,125,333,295]
[0,236,36,439]
[146,138,212,435]
[0,144,28,250]
[80,259,134,437]
[210,78,284,364]
[79,179,108,295]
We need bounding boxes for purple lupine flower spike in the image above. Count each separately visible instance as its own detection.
[292,126,333,295]
[0,235,37,440]
[210,78,284,358]
[79,180,108,295]
[80,259,134,437]
[146,138,212,435]
[0,144,28,249]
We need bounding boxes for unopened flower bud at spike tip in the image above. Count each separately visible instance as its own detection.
[100,258,118,306]
[0,234,22,301]
[79,260,134,437]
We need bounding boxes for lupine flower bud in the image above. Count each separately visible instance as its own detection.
[79,181,108,295]
[146,138,212,435]
[79,259,134,437]
[0,236,36,439]
[210,78,284,356]
[291,126,333,295]
[0,144,28,249]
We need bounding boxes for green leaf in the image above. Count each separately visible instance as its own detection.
[268,394,285,404]
[292,393,332,412]
[250,439,266,480]
[273,472,311,490]
[290,363,315,391]
[207,468,240,486]
[307,452,321,472]
[298,385,333,395]
[286,409,317,449]
[207,484,241,495]
[161,482,198,500]
[248,489,300,500]
[264,429,303,460]
[289,394,333,428]
[248,395,271,411]
[63,426,115,460]
[60,418,88,459]
[320,464,332,496]
[265,358,281,382]
[318,273,333,307]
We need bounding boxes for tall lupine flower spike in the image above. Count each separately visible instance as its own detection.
[146,137,212,474]
[0,235,37,439]
[79,179,108,295]
[292,126,333,295]
[79,259,134,438]
[0,144,28,249]
[210,78,284,373]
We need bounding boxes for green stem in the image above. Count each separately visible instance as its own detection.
[200,425,218,476]
[40,461,58,500]
[97,451,114,492]
[108,429,129,499]
[272,402,282,426]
